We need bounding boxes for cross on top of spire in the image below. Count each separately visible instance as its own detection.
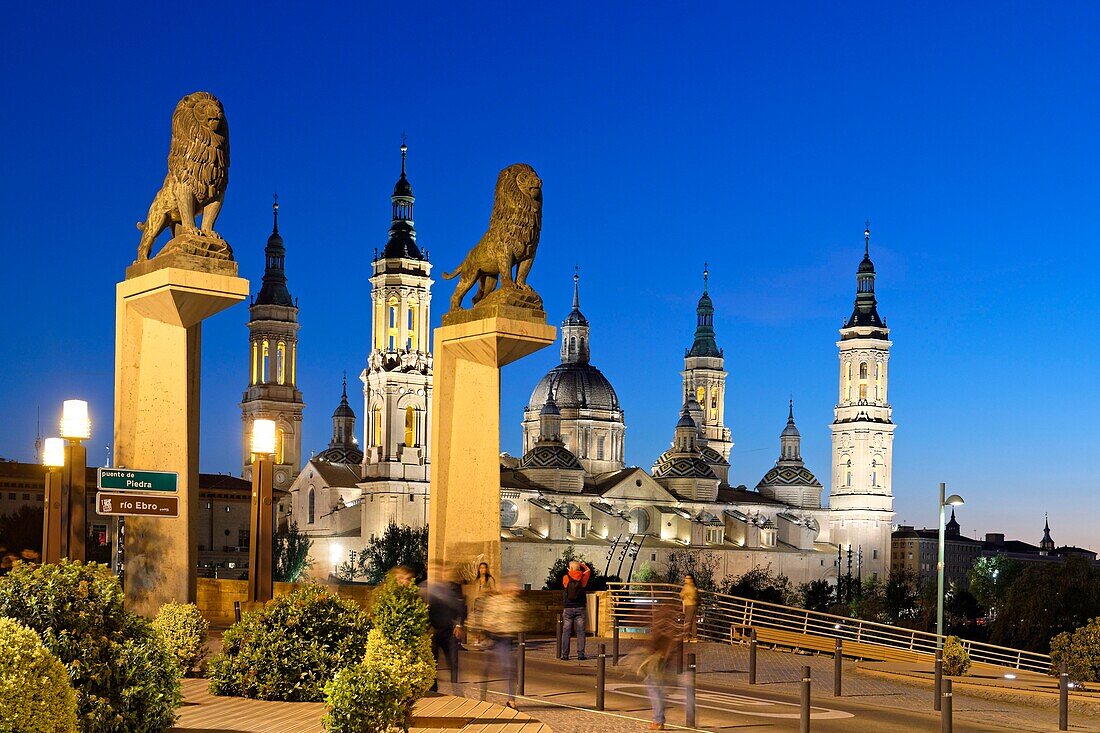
[703,261,709,294]
[864,220,871,256]
[272,193,280,233]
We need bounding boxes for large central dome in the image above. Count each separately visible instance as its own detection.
[527,362,621,412]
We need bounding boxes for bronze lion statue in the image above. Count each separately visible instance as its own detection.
[442,163,542,312]
[136,92,231,261]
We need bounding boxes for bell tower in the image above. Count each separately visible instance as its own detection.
[681,265,733,460]
[241,198,305,490]
[829,225,895,580]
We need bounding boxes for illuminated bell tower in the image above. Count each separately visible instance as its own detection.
[361,141,433,489]
[829,225,895,580]
[241,198,305,490]
[681,265,733,460]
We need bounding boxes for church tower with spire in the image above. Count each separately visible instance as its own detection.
[359,141,433,537]
[241,198,305,490]
[681,265,733,461]
[828,224,895,580]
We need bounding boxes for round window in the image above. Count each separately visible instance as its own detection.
[500,499,519,528]
[629,507,650,534]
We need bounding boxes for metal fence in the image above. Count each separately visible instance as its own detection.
[608,582,1051,674]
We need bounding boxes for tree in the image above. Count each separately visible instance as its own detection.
[337,522,429,584]
[798,579,834,613]
[967,556,1020,619]
[664,550,719,591]
[718,566,794,605]
[991,558,1100,652]
[273,522,314,583]
[851,576,887,622]
[883,568,921,624]
[542,545,617,591]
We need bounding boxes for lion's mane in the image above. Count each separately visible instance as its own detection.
[168,92,229,206]
[488,163,542,260]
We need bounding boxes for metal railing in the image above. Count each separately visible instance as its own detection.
[608,582,1051,674]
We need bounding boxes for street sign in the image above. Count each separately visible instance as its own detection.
[96,492,179,518]
[97,468,178,493]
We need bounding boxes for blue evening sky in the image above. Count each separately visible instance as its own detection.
[3,2,1098,550]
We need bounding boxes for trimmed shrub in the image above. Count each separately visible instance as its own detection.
[0,616,78,733]
[0,560,181,733]
[208,584,371,701]
[942,635,972,676]
[153,602,209,675]
[323,578,435,733]
[1050,616,1100,682]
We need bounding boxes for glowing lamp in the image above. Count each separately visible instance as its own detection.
[945,494,965,507]
[60,400,91,441]
[42,438,65,468]
[251,419,277,456]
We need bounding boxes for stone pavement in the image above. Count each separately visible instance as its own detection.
[513,636,1100,732]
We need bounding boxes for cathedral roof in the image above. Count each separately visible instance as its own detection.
[528,363,621,413]
[254,199,295,307]
[699,445,730,467]
[315,445,364,465]
[755,465,823,490]
[517,444,584,472]
[652,452,718,481]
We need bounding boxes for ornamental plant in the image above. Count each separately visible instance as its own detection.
[0,560,181,733]
[152,602,209,675]
[942,635,972,676]
[323,577,435,733]
[0,616,78,733]
[1050,616,1100,682]
[208,584,371,701]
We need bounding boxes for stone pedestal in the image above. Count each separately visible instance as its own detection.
[114,264,247,616]
[427,316,555,579]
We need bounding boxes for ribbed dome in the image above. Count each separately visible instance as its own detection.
[315,445,364,465]
[393,174,413,198]
[699,445,730,467]
[528,363,621,412]
[518,444,584,471]
[756,465,822,489]
[858,254,875,274]
[652,453,718,480]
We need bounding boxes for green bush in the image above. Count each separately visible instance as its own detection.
[0,560,181,733]
[208,584,371,701]
[1050,616,1100,682]
[942,635,971,676]
[0,616,78,733]
[323,578,435,733]
[153,602,209,675]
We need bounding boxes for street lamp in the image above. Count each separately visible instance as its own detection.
[41,438,65,564]
[247,418,276,604]
[59,400,91,562]
[936,482,965,648]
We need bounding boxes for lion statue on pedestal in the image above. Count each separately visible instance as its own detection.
[442,163,543,312]
[135,91,231,261]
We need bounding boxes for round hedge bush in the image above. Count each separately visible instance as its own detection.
[1050,616,1100,682]
[0,560,181,733]
[0,616,79,733]
[323,578,434,733]
[153,602,209,675]
[208,585,371,701]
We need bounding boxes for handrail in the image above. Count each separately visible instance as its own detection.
[607,582,1051,674]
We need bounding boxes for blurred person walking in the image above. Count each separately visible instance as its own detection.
[478,574,527,708]
[470,561,496,649]
[680,573,698,641]
[560,560,591,660]
[639,601,679,730]
[421,562,467,691]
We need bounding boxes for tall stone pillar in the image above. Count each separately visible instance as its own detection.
[428,316,555,577]
[114,260,248,616]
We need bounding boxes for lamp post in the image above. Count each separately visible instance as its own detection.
[59,400,91,562]
[41,438,65,564]
[936,482,965,648]
[247,418,276,604]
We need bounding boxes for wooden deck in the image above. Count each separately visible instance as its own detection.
[172,679,551,733]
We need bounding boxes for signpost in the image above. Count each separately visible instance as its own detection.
[97,492,179,518]
[97,468,178,493]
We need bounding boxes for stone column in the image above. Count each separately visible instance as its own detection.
[427,316,555,578]
[114,260,247,616]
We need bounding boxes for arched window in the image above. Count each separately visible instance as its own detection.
[275,427,285,464]
[845,459,852,487]
[710,387,719,414]
[629,507,651,534]
[871,459,878,486]
[372,406,383,447]
[277,342,286,385]
[404,405,415,446]
[387,297,399,351]
[261,341,270,383]
[569,336,576,354]
[251,342,259,384]
[407,301,417,352]
[696,386,705,406]
[859,362,868,379]
[307,488,315,524]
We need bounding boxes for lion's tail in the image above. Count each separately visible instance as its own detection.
[136,222,146,231]
[440,269,459,280]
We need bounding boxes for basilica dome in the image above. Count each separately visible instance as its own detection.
[527,363,622,413]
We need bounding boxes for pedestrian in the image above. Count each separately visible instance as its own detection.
[680,573,698,641]
[639,601,679,730]
[421,562,467,691]
[560,560,591,660]
[470,561,496,649]
[479,574,527,709]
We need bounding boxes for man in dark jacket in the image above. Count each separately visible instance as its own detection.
[421,564,467,690]
[560,560,591,660]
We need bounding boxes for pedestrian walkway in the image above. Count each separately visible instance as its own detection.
[172,678,553,733]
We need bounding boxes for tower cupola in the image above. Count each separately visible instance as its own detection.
[539,382,562,442]
[780,399,801,461]
[687,265,721,358]
[561,269,591,364]
[255,198,294,307]
[844,224,886,332]
[1040,514,1055,554]
[381,140,422,260]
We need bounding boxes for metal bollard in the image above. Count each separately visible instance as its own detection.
[678,632,685,674]
[834,638,842,697]
[612,623,620,666]
[1059,660,1069,731]
[556,615,563,659]
[934,650,943,711]
[233,600,241,624]
[517,633,526,697]
[748,628,758,685]
[686,652,697,728]
[800,665,811,733]
[941,678,953,733]
[596,643,606,711]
